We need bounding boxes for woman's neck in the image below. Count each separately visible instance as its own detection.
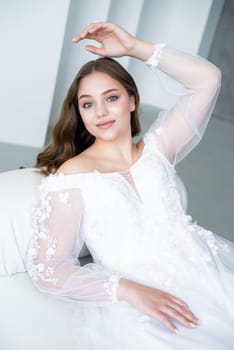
[91,136,138,169]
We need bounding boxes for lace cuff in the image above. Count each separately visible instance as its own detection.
[145,43,166,70]
[104,274,121,303]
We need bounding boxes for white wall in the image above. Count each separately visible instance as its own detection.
[48,0,112,129]
[199,0,225,58]
[0,0,70,148]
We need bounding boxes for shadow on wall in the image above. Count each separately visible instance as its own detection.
[0,142,39,173]
[208,0,234,125]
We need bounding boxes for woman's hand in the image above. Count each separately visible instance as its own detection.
[117,278,199,333]
[72,22,154,61]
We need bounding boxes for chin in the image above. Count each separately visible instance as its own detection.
[98,134,118,142]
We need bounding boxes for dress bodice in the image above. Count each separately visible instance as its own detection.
[75,140,185,271]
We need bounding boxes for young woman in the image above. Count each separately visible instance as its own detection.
[27,22,234,349]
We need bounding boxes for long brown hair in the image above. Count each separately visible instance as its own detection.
[36,57,141,175]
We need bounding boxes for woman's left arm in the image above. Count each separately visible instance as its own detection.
[144,45,221,165]
[73,22,221,165]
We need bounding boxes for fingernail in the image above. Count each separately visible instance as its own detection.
[173,327,179,334]
[72,38,76,42]
[189,322,196,328]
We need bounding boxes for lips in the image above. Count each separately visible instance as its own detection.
[96,120,115,129]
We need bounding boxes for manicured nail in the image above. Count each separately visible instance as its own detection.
[189,322,196,328]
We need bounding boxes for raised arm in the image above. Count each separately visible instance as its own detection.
[26,175,120,305]
[144,44,221,164]
[72,22,221,165]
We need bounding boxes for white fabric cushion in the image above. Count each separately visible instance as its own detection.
[0,272,74,349]
[0,168,43,275]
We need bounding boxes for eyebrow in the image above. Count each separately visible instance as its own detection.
[79,88,119,100]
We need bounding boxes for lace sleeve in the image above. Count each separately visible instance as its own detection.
[145,44,221,165]
[26,175,120,305]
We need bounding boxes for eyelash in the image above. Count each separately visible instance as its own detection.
[107,95,118,102]
[83,102,92,109]
[82,96,118,109]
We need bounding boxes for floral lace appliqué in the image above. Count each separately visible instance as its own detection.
[27,189,72,286]
[145,43,166,70]
[104,275,121,303]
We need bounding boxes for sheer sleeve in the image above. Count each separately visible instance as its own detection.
[145,44,221,165]
[26,175,121,306]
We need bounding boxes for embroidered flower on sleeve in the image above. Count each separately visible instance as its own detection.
[155,127,163,136]
[58,191,71,206]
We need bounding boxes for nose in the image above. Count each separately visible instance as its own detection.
[96,101,108,118]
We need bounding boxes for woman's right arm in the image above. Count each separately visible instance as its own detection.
[26,174,120,305]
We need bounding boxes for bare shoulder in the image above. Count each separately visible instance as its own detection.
[56,151,95,175]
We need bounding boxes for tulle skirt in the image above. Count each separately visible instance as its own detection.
[71,230,234,350]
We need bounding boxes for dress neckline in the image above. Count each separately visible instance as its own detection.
[57,139,148,178]
[94,142,146,176]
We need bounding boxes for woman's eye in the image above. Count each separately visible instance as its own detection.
[83,102,92,109]
[107,95,118,102]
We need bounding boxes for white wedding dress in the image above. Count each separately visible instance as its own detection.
[27,44,234,349]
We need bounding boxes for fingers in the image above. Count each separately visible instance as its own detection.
[84,45,106,56]
[163,292,199,322]
[72,23,96,42]
[169,294,190,308]
[150,304,198,333]
[122,280,200,334]
[148,291,199,333]
[162,305,198,329]
[168,301,199,325]
[71,22,134,58]
[72,22,114,43]
[155,311,179,333]
[164,294,199,328]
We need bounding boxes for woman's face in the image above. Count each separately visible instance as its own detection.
[77,71,135,142]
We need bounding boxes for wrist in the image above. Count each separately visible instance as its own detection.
[104,274,121,303]
[128,39,155,61]
[117,278,137,302]
[145,43,166,69]
[116,278,130,301]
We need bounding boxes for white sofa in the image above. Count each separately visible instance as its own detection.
[0,167,187,350]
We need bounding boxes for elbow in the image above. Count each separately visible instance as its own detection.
[209,66,222,90]
[201,66,222,95]
[32,273,60,296]
[27,259,58,291]
[214,66,222,86]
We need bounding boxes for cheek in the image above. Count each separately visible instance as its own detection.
[79,113,96,136]
[111,99,132,115]
[79,110,93,127]
[118,101,133,120]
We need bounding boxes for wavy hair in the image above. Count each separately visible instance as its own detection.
[36,57,141,175]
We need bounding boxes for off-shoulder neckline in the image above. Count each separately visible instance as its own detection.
[54,139,148,178]
[49,134,174,180]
